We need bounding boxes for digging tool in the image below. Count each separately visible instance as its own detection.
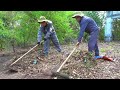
[6,44,39,73]
[51,71,73,79]
[10,40,44,66]
[10,44,39,66]
[52,46,77,79]
[7,41,44,73]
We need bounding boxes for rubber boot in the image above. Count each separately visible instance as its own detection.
[94,56,103,60]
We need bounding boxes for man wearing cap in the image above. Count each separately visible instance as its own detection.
[72,14,103,60]
[37,16,61,57]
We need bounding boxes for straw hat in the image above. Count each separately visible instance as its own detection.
[72,13,84,18]
[38,16,48,23]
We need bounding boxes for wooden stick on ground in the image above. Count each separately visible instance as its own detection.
[57,46,77,72]
[10,44,38,66]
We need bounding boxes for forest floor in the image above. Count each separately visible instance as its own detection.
[0,41,120,79]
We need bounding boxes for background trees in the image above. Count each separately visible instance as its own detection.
[0,11,106,51]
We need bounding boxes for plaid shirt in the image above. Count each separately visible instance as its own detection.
[37,20,55,42]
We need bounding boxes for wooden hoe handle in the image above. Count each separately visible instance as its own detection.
[56,46,77,72]
[10,44,38,66]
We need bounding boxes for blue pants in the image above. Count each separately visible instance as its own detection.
[88,30,99,56]
[43,32,61,55]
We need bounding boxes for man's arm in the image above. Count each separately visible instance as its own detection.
[78,21,88,43]
[37,26,43,43]
[44,22,54,40]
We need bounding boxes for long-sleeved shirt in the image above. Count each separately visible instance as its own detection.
[37,20,55,42]
[78,16,99,43]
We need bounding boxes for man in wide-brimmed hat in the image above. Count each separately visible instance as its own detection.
[72,13,107,60]
[72,13,113,61]
[37,16,61,57]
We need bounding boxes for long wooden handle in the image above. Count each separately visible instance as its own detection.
[56,46,77,72]
[10,44,38,66]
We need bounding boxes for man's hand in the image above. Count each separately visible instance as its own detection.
[37,42,40,45]
[44,38,47,41]
[76,42,80,47]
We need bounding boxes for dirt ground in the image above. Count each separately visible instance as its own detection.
[0,41,120,79]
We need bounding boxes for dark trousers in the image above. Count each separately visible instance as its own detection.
[43,32,61,55]
[88,30,99,56]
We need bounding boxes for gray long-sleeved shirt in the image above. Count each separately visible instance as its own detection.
[78,16,99,42]
[37,20,55,42]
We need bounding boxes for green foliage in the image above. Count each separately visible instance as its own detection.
[112,19,120,41]
[0,11,105,51]
[0,29,16,50]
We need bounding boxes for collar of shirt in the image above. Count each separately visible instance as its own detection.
[79,16,84,24]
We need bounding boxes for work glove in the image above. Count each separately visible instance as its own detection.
[37,42,40,45]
